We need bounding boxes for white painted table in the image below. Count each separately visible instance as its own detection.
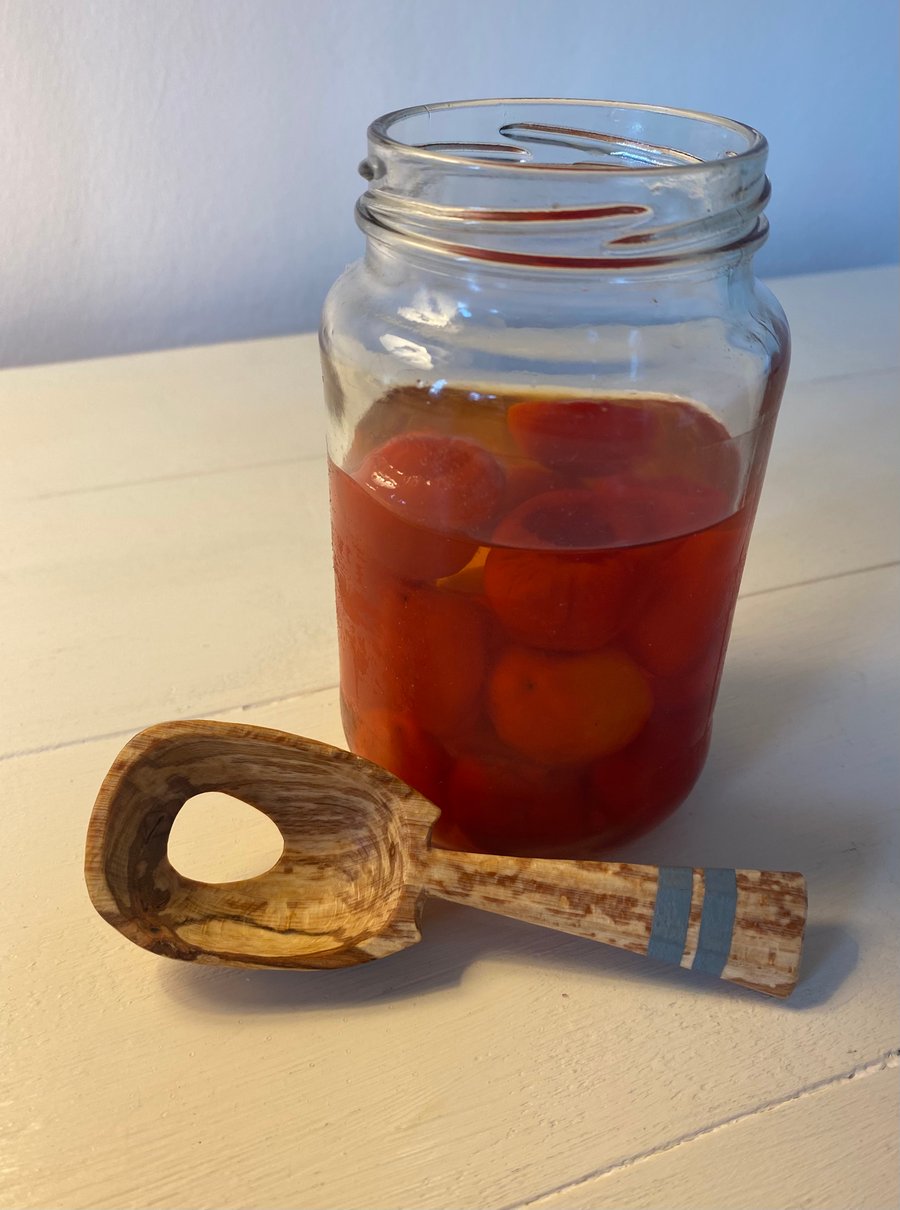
[2,266,898,1210]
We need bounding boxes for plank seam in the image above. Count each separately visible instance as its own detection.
[739,560,900,600]
[0,684,340,762]
[505,1049,900,1209]
[3,564,897,764]
[30,453,318,500]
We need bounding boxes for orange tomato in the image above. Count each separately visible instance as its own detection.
[488,646,652,765]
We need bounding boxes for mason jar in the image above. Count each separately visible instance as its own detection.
[320,99,789,858]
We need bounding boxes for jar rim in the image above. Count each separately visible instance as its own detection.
[368,97,767,176]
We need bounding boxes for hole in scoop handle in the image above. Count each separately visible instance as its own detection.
[424,850,807,998]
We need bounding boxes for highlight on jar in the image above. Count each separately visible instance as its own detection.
[329,385,768,857]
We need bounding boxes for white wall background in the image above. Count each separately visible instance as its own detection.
[1,0,897,367]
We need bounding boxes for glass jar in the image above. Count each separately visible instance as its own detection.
[320,99,789,858]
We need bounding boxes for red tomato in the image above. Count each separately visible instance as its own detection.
[484,545,630,652]
[488,646,653,765]
[493,487,619,549]
[508,398,661,476]
[589,725,711,842]
[500,461,576,514]
[648,625,731,721]
[586,473,732,546]
[625,519,747,677]
[334,573,402,716]
[645,399,741,496]
[444,749,586,853]
[330,457,476,582]
[357,431,506,538]
[508,395,740,502]
[350,709,449,805]
[486,490,632,651]
[386,586,492,739]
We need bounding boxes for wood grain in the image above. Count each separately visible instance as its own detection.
[86,720,806,995]
[426,850,805,996]
[85,719,438,968]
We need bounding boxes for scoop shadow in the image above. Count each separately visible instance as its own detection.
[159,648,876,1016]
[157,894,857,1017]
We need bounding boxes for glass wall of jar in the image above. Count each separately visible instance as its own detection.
[320,99,789,857]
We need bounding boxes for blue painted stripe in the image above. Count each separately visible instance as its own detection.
[693,868,738,976]
[647,866,693,964]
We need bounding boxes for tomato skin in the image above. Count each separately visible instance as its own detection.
[385,586,492,739]
[443,749,586,854]
[488,646,653,766]
[508,398,661,476]
[350,709,449,805]
[625,520,746,677]
[358,432,505,533]
[331,455,476,582]
[589,712,711,843]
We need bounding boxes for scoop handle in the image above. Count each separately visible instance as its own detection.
[424,848,806,997]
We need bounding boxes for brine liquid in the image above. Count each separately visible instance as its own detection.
[329,386,768,856]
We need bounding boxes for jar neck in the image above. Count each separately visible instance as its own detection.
[358,100,771,273]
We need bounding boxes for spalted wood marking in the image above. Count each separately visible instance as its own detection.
[85,719,438,970]
[424,851,659,956]
[85,720,807,995]
[720,870,807,997]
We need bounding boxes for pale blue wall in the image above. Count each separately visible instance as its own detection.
[1,0,896,366]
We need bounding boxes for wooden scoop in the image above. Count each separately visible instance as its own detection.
[85,720,807,997]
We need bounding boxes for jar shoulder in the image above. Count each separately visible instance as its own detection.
[324,258,787,350]
[320,258,789,444]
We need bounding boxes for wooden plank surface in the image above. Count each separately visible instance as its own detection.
[527,1062,900,1210]
[1,266,897,1210]
[2,566,897,1210]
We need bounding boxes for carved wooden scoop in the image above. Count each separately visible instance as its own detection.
[85,720,807,997]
